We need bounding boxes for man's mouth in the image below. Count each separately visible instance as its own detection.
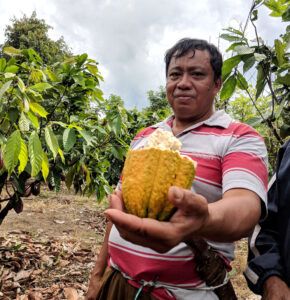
[174,95,194,101]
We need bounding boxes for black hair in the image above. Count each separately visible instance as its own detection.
[164,38,223,82]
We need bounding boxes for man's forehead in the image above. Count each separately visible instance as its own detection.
[169,49,211,66]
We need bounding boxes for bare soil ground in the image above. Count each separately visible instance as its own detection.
[0,188,260,300]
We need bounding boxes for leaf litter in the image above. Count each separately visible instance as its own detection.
[0,191,107,300]
[0,190,260,299]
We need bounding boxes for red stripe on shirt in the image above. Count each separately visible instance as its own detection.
[222,151,268,189]
[134,127,157,140]
[184,153,222,187]
[109,243,202,287]
[109,241,193,259]
[192,122,263,139]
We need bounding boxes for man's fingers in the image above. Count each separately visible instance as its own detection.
[113,189,123,199]
[105,209,179,253]
[109,193,124,211]
[105,208,180,247]
[168,186,208,215]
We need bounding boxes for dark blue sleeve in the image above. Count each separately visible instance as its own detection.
[244,140,290,295]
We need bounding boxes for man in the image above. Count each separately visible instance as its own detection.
[245,139,290,299]
[86,38,268,299]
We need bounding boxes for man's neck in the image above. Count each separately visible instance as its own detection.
[172,112,214,136]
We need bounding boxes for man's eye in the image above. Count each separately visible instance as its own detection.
[192,72,204,77]
[169,72,180,79]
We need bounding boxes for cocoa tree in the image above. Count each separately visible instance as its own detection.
[219,0,290,158]
[0,46,132,224]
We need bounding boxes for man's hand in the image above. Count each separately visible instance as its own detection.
[262,276,290,300]
[105,186,209,253]
[86,271,103,300]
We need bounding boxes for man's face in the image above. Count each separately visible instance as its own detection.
[166,49,221,125]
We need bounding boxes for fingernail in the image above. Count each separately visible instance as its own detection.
[173,187,183,201]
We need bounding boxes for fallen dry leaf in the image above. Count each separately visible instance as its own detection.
[53,219,65,224]
[14,270,32,281]
[64,287,79,300]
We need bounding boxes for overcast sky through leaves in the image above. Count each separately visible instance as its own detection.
[0,0,286,108]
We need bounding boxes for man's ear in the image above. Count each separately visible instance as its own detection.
[214,78,222,94]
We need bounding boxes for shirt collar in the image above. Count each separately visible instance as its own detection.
[151,110,233,133]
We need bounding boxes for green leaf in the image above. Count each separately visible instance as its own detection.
[45,68,59,82]
[222,55,241,80]
[19,112,30,132]
[65,164,77,189]
[3,47,22,56]
[226,42,246,52]
[76,53,88,67]
[41,152,49,181]
[21,48,43,64]
[68,123,83,131]
[51,121,68,128]
[58,148,65,163]
[27,111,39,129]
[220,75,237,100]
[220,33,242,42]
[29,82,52,92]
[0,58,7,72]
[276,73,290,86]
[281,105,290,125]
[245,116,263,127]
[95,125,107,135]
[251,9,258,21]
[7,57,16,66]
[29,102,48,118]
[282,6,290,21]
[4,73,16,79]
[17,77,26,93]
[255,65,267,99]
[236,72,249,90]
[51,170,61,192]
[63,128,76,152]
[18,138,28,174]
[243,56,256,73]
[274,39,286,66]
[82,163,91,185]
[111,145,124,160]
[8,108,19,123]
[224,27,244,36]
[0,133,5,146]
[23,97,30,112]
[29,131,43,177]
[275,92,289,119]
[86,63,99,76]
[78,129,94,146]
[111,115,122,135]
[264,0,288,17]
[5,65,19,73]
[3,130,21,175]
[234,46,255,55]
[29,69,45,83]
[103,184,113,196]
[280,124,290,138]
[254,53,267,62]
[0,80,12,99]
[45,126,59,159]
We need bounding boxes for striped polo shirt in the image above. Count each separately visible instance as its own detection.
[108,110,268,299]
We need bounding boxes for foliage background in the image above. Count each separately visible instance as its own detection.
[0,0,289,223]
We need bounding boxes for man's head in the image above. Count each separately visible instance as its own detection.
[165,38,223,128]
[165,38,223,83]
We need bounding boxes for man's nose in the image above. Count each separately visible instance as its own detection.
[176,74,192,89]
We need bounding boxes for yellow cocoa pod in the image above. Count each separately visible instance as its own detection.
[122,140,196,221]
